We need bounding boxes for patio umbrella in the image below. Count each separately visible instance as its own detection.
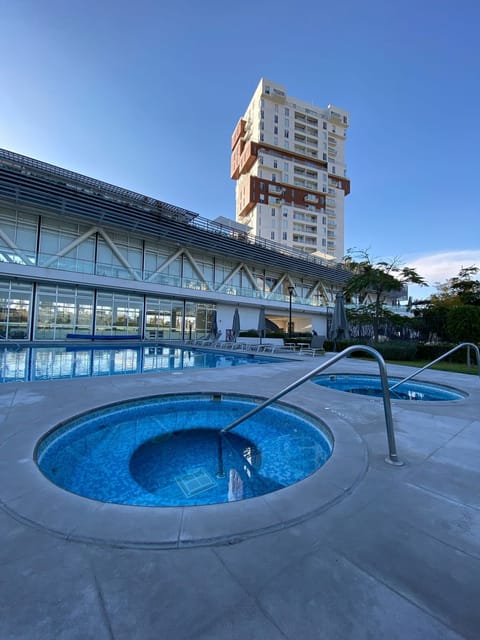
[257,307,266,344]
[209,310,218,340]
[232,307,241,341]
[331,293,350,350]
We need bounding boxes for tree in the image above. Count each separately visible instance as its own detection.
[432,266,480,307]
[344,249,426,343]
[421,266,480,344]
[413,303,449,342]
[446,306,480,343]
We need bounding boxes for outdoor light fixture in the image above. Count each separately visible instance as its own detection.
[288,286,296,338]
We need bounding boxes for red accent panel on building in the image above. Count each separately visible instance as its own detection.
[231,140,257,180]
[231,131,350,195]
[329,175,351,195]
[231,119,246,151]
[238,176,327,218]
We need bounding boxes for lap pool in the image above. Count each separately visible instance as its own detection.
[0,344,285,383]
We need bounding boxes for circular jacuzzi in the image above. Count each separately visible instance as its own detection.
[311,374,466,401]
[36,393,333,507]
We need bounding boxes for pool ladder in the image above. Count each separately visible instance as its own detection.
[221,345,404,466]
[222,342,479,466]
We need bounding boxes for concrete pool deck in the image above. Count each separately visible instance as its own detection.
[0,352,479,639]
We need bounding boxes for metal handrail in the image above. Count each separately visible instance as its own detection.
[389,342,480,392]
[221,345,403,466]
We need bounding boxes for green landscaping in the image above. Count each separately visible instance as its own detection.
[385,359,478,376]
[322,338,479,376]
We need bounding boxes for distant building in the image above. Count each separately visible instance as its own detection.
[231,79,350,262]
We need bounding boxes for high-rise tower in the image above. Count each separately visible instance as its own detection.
[231,79,350,262]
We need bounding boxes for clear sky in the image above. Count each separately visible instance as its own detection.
[1,0,479,299]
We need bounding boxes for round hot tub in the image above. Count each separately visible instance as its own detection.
[36,393,333,507]
[311,374,466,401]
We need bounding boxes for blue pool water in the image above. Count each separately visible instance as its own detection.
[312,374,465,401]
[0,344,284,383]
[36,394,333,506]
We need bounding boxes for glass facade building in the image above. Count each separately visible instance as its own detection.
[0,149,350,342]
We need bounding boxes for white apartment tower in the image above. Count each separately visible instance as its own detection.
[231,79,350,262]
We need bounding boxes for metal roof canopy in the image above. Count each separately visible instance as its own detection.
[0,148,350,285]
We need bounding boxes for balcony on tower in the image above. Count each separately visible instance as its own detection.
[268,184,284,195]
[268,196,284,205]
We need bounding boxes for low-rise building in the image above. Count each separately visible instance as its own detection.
[0,148,350,342]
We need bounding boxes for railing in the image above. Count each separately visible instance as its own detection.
[221,345,403,466]
[3,250,334,308]
[389,342,480,392]
[0,147,198,222]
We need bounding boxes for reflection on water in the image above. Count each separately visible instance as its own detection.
[0,344,273,384]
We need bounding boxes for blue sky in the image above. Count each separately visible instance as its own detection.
[1,0,479,299]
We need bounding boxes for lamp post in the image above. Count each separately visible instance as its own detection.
[288,286,295,338]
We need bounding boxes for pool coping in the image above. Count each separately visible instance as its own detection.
[0,384,367,549]
[5,355,474,550]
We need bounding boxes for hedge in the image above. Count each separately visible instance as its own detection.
[323,339,478,364]
[415,342,478,364]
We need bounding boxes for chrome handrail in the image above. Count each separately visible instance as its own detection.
[221,345,403,466]
[389,342,480,392]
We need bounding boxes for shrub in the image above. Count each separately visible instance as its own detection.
[348,341,417,361]
[446,306,480,343]
[416,342,478,364]
[415,342,454,361]
[325,339,416,361]
[324,338,479,364]
[376,341,418,361]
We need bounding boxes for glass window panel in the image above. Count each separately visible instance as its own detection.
[101,230,143,270]
[36,218,96,274]
[171,303,183,338]
[215,258,238,285]
[15,225,38,253]
[0,211,37,254]
[196,303,215,337]
[35,294,55,340]
[0,280,32,339]
[35,285,94,340]
[184,302,196,340]
[145,298,170,339]
[97,242,122,266]
[144,245,181,284]
[41,233,60,254]
[96,292,143,336]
